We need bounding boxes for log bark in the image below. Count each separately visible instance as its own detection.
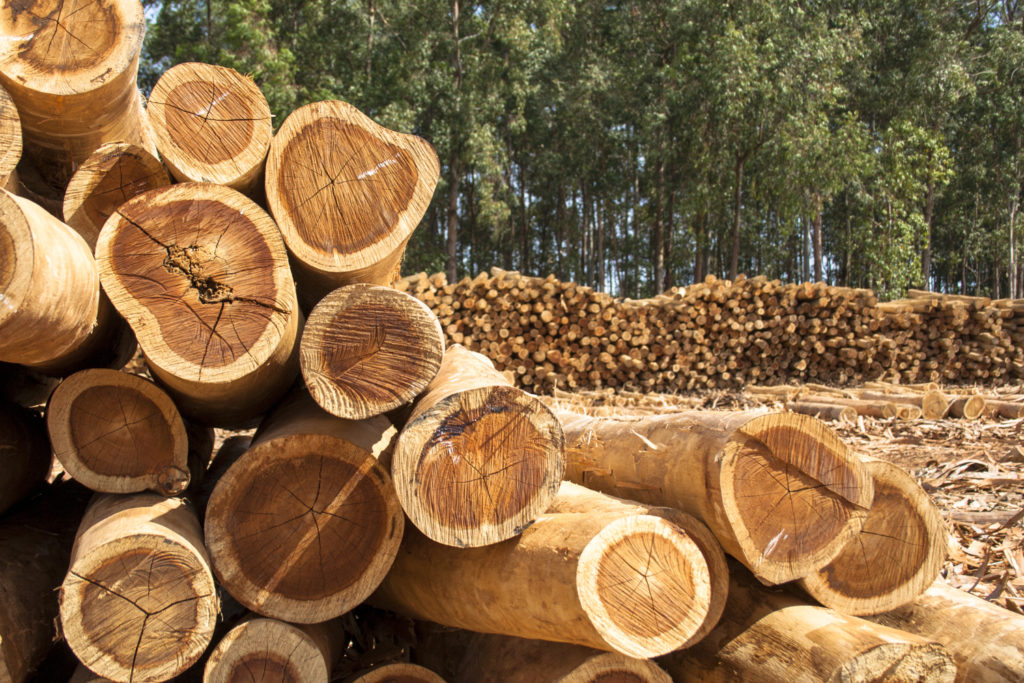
[0,400,51,516]
[0,0,147,188]
[301,283,445,420]
[871,582,1024,682]
[0,481,90,683]
[59,493,218,683]
[799,458,946,615]
[0,82,20,192]
[372,482,725,659]
[984,399,1024,419]
[46,368,197,496]
[265,100,440,306]
[205,391,403,624]
[62,142,171,249]
[659,567,956,683]
[559,410,873,584]
[788,401,856,422]
[203,617,343,683]
[147,62,272,196]
[347,663,446,683]
[0,190,134,374]
[95,183,301,426]
[391,344,564,547]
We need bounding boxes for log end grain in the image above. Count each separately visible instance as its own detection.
[302,284,445,420]
[0,83,20,189]
[147,62,273,193]
[348,662,446,683]
[47,369,192,496]
[204,618,331,683]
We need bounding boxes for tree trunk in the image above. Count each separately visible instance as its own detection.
[695,213,706,282]
[558,410,873,585]
[800,458,946,616]
[204,617,343,683]
[729,156,744,280]
[264,100,440,306]
[813,193,823,282]
[0,0,147,188]
[660,566,956,682]
[372,482,726,659]
[62,142,171,249]
[923,179,935,289]
[446,153,461,284]
[0,83,21,192]
[654,160,666,293]
[0,191,133,374]
[871,582,1024,683]
[146,63,273,197]
[301,283,445,420]
[95,183,301,427]
[0,400,50,516]
[59,493,218,683]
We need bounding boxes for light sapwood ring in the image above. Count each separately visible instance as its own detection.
[301,283,445,420]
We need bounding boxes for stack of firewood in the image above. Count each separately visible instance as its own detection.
[397,271,1024,393]
[2,2,1024,682]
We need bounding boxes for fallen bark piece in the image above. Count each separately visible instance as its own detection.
[60,494,218,683]
[62,142,171,249]
[559,410,873,584]
[800,458,947,616]
[205,392,403,623]
[373,482,722,659]
[659,567,956,683]
[0,0,147,187]
[47,369,196,496]
[265,100,440,305]
[147,62,273,196]
[0,400,50,516]
[204,617,343,683]
[391,344,564,547]
[871,582,1024,682]
[301,283,445,420]
[95,183,301,426]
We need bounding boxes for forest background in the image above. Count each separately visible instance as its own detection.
[141,0,1024,301]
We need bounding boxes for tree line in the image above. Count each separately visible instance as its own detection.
[142,0,1024,300]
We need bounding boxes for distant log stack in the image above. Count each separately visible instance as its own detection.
[60,493,218,683]
[147,62,273,196]
[204,617,343,683]
[0,0,147,189]
[0,83,21,191]
[0,191,133,374]
[0,400,50,516]
[390,344,565,547]
[265,100,440,306]
[301,284,445,420]
[62,142,171,248]
[205,392,404,623]
[95,183,301,426]
[559,410,873,584]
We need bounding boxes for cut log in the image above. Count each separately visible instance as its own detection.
[788,401,856,422]
[62,142,171,249]
[857,390,950,420]
[0,481,89,683]
[799,458,946,615]
[451,633,671,683]
[204,617,343,683]
[391,344,564,547]
[95,183,301,426]
[265,100,440,305]
[559,410,873,584]
[0,190,134,374]
[147,62,272,196]
[301,283,445,420]
[347,663,446,683]
[0,400,51,516]
[948,395,986,420]
[0,361,60,408]
[789,396,901,419]
[0,82,20,191]
[0,0,147,188]
[59,493,218,683]
[659,567,956,683]
[46,368,196,496]
[984,399,1024,419]
[372,482,725,659]
[205,391,403,623]
[871,582,1024,682]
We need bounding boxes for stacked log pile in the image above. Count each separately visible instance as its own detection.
[396,270,1024,393]
[1,2,1023,681]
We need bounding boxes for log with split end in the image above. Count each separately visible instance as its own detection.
[205,392,404,624]
[391,344,564,547]
[302,284,445,420]
[800,458,947,616]
[147,62,273,196]
[95,183,301,427]
[559,410,874,584]
[266,99,440,305]
[204,617,343,683]
[59,494,218,683]
[372,482,725,659]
